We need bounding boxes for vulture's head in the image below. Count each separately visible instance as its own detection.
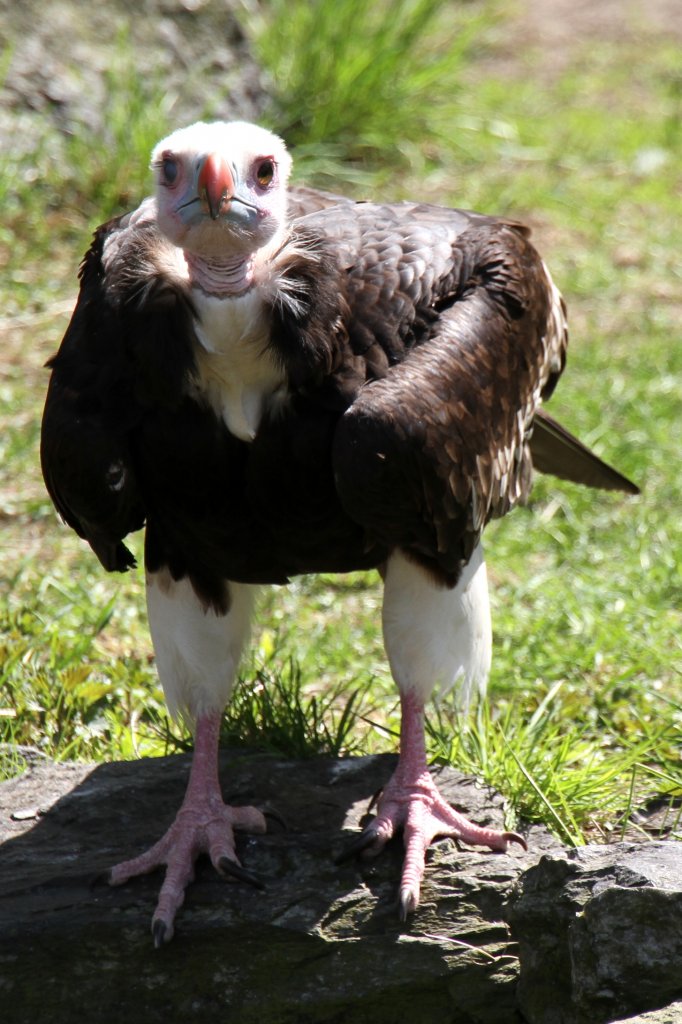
[151,121,292,261]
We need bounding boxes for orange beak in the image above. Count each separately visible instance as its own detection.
[198,154,235,220]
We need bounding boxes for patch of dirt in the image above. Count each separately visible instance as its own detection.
[0,0,268,156]
[508,0,682,48]
[486,0,682,77]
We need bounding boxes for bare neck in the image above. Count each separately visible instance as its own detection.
[184,250,255,298]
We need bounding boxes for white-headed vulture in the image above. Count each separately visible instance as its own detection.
[40,120,639,945]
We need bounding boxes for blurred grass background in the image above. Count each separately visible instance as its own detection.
[0,0,680,843]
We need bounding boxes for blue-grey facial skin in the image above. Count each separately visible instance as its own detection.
[170,157,260,234]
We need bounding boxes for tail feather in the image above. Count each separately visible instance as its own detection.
[531,410,640,495]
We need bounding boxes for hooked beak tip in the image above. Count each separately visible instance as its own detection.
[198,153,234,220]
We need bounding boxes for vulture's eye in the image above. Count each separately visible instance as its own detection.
[161,156,179,186]
[255,159,274,188]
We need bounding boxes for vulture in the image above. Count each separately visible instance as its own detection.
[41,120,639,946]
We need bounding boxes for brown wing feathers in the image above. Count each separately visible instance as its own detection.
[40,215,197,572]
[333,217,561,582]
[41,192,637,600]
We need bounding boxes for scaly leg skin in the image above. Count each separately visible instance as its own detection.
[342,692,527,920]
[108,710,266,946]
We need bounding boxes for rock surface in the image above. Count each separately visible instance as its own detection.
[615,1006,682,1024]
[2,754,681,1024]
[0,752,558,1024]
[508,842,682,1024]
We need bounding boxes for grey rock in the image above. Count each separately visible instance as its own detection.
[1,752,554,1024]
[2,756,681,1023]
[507,843,682,1024]
[613,1003,682,1024]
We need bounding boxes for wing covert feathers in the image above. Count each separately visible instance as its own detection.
[333,216,569,583]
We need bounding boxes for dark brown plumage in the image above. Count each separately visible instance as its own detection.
[41,198,605,597]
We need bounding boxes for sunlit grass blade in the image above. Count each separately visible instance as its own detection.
[500,736,584,846]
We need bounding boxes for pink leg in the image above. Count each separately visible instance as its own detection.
[109,711,266,946]
[343,692,526,919]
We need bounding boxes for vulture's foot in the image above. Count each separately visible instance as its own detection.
[109,795,266,945]
[338,691,526,917]
[108,711,266,945]
[341,766,526,920]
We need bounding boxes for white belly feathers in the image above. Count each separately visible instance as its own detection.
[190,288,286,442]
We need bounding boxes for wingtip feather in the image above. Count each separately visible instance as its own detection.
[531,411,640,496]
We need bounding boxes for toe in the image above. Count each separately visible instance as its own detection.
[335,811,398,864]
[150,856,194,944]
[229,805,268,834]
[399,814,429,915]
[109,836,167,886]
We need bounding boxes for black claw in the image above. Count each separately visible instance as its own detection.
[366,786,384,815]
[152,919,168,949]
[263,807,289,832]
[334,827,380,865]
[91,869,113,889]
[217,856,265,891]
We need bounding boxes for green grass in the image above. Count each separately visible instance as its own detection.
[0,1,680,844]
[249,0,495,183]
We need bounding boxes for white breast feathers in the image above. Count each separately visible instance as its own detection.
[191,289,286,442]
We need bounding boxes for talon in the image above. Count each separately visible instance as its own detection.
[152,918,170,949]
[399,885,419,921]
[366,786,384,815]
[502,830,528,852]
[334,826,381,864]
[217,856,265,890]
[263,807,288,831]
